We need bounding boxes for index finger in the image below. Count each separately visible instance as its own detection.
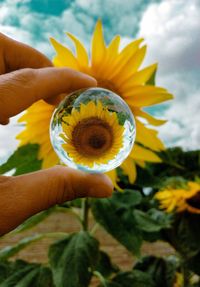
[0,33,52,74]
[0,67,97,124]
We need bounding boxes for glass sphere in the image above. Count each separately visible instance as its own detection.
[50,87,136,173]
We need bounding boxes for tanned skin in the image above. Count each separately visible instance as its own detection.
[0,33,113,235]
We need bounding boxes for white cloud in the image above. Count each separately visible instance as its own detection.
[139,0,200,74]
[159,87,200,149]
[138,0,200,150]
[0,1,79,54]
[0,116,23,164]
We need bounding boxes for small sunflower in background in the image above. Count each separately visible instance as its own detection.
[173,272,183,287]
[60,101,124,168]
[17,20,173,188]
[155,181,200,214]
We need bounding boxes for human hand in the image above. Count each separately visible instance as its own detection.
[0,33,113,235]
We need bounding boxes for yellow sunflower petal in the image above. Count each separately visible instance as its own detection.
[132,108,167,126]
[39,139,53,158]
[91,20,106,70]
[124,86,173,107]
[188,181,200,191]
[42,149,59,168]
[166,198,177,213]
[106,169,123,191]
[187,206,200,214]
[130,144,162,162]
[52,55,64,67]
[118,38,144,61]
[50,37,79,70]
[124,85,167,95]
[66,32,89,69]
[96,35,121,76]
[112,45,147,85]
[121,157,137,184]
[121,63,158,87]
[107,35,120,57]
[134,159,146,168]
[106,39,144,81]
[136,120,165,151]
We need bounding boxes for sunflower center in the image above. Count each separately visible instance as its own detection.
[72,117,113,158]
[186,191,200,209]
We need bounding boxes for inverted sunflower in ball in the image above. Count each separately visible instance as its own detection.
[50,88,135,173]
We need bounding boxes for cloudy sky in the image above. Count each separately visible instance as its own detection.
[0,0,199,163]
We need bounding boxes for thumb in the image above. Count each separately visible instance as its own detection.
[0,166,113,235]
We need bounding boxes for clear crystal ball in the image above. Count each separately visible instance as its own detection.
[50,87,136,173]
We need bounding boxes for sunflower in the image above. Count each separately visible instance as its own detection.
[58,100,124,168]
[155,181,200,214]
[16,20,173,188]
[173,273,183,287]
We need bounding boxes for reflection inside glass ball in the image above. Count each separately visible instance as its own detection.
[50,87,136,173]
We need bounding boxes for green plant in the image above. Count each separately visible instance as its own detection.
[0,146,200,287]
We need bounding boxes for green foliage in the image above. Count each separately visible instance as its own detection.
[49,231,99,287]
[0,235,44,261]
[0,260,53,287]
[110,270,155,287]
[133,209,171,232]
[96,251,119,278]
[91,190,143,256]
[117,112,129,125]
[92,190,172,256]
[166,213,200,258]
[134,255,178,287]
[0,144,42,176]
[187,252,200,275]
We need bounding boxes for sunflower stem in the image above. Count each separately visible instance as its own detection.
[81,198,89,231]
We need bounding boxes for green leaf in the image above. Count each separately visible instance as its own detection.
[96,251,119,278]
[133,209,171,232]
[112,270,155,287]
[49,231,99,287]
[91,194,143,256]
[0,260,54,287]
[12,208,55,234]
[134,255,178,287]
[117,112,129,125]
[0,234,44,261]
[146,69,157,86]
[112,190,142,209]
[0,262,35,287]
[166,213,200,258]
[0,262,10,283]
[33,266,54,287]
[187,251,200,275]
[0,144,42,176]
